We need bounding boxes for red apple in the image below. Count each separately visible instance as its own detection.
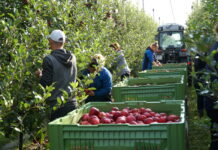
[130,108,138,113]
[81,113,89,121]
[139,107,146,114]
[101,117,112,124]
[167,115,179,122]
[153,117,160,122]
[98,112,106,119]
[150,112,156,116]
[145,108,152,112]
[113,111,122,119]
[129,121,137,125]
[155,113,161,117]
[112,107,119,111]
[144,118,153,124]
[88,115,100,125]
[126,115,136,123]
[121,109,129,116]
[136,114,147,121]
[158,116,167,123]
[80,121,91,125]
[116,116,127,124]
[89,107,100,116]
[105,113,113,119]
[137,121,144,125]
[143,112,152,118]
[160,113,167,116]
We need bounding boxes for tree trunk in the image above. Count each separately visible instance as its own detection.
[19,132,23,150]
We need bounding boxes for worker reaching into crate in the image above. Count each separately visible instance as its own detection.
[82,54,113,103]
[142,42,162,71]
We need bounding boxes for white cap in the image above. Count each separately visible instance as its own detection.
[48,30,66,43]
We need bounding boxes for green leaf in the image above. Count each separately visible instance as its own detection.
[14,127,21,133]
[57,97,62,105]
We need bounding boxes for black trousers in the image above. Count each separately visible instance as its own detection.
[121,73,130,81]
[207,109,218,150]
[50,101,77,121]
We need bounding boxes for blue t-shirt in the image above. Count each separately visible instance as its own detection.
[142,47,154,70]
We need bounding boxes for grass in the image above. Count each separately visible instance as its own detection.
[187,86,211,150]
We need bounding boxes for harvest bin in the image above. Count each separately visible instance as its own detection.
[152,63,187,69]
[112,82,185,102]
[126,75,184,86]
[138,68,187,83]
[49,101,186,150]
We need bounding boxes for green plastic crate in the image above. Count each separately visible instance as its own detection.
[112,82,185,102]
[138,68,187,83]
[49,101,186,150]
[153,63,187,69]
[126,75,184,86]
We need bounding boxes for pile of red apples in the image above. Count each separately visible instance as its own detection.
[80,107,180,125]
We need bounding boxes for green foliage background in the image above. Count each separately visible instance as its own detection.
[185,0,218,96]
[0,0,157,148]
[185,0,218,149]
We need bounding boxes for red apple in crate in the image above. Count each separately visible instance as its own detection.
[110,110,116,115]
[167,115,180,122]
[126,115,136,123]
[80,121,91,125]
[150,112,156,116]
[116,116,127,124]
[121,109,129,116]
[113,111,122,118]
[143,112,152,118]
[167,121,173,123]
[137,114,147,121]
[130,108,138,113]
[137,121,144,125]
[160,113,167,116]
[155,113,161,117]
[129,121,137,125]
[89,107,100,116]
[101,117,112,124]
[158,116,167,123]
[144,118,153,124]
[112,107,119,111]
[98,112,106,119]
[122,107,130,112]
[153,117,160,122]
[81,113,89,121]
[145,108,152,112]
[88,115,100,125]
[105,113,113,119]
[139,107,146,114]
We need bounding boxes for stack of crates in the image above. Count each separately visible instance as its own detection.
[48,63,188,150]
[112,75,186,102]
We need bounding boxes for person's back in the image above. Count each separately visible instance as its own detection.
[37,30,77,121]
[42,49,77,107]
[142,47,153,70]
[83,54,112,103]
[110,42,130,80]
[84,67,112,103]
[115,50,130,76]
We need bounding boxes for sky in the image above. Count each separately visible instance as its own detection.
[128,0,197,26]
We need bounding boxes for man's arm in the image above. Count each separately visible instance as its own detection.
[40,57,53,87]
